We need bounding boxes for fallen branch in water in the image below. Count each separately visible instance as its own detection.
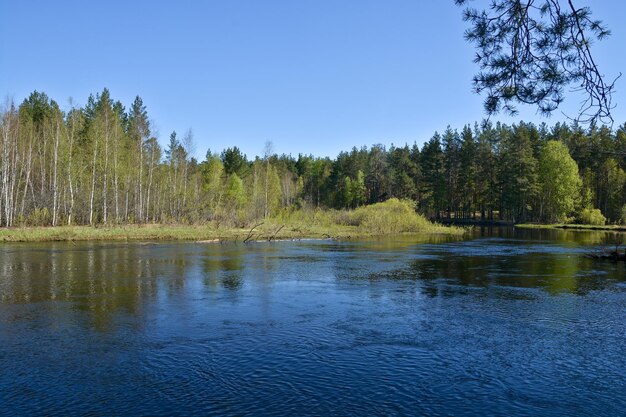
[244,222,264,243]
[268,225,285,242]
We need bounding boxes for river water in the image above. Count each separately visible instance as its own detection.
[1,228,625,416]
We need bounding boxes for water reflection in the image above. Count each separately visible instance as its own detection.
[201,245,245,291]
[478,225,626,246]
[330,231,625,300]
[0,230,624,328]
[394,252,614,296]
[358,236,624,297]
[0,243,161,330]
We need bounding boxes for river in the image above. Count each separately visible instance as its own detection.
[1,228,625,416]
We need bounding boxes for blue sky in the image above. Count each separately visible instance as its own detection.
[1,0,625,159]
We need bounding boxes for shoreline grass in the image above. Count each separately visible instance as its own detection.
[0,223,463,243]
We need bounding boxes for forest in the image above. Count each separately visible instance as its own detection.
[1,89,625,228]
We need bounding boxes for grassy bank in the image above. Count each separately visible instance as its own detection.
[0,199,464,243]
[515,223,626,232]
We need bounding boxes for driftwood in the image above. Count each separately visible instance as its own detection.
[243,222,264,243]
[268,225,285,242]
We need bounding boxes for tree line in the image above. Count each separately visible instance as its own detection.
[1,89,625,227]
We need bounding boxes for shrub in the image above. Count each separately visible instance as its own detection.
[270,198,461,236]
[577,208,606,226]
[26,208,52,226]
[349,198,432,234]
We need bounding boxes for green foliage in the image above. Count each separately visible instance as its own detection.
[420,133,445,217]
[337,169,367,209]
[220,174,247,226]
[340,176,353,208]
[456,0,616,123]
[621,205,626,225]
[221,147,249,177]
[1,89,625,231]
[200,153,224,214]
[349,198,435,234]
[389,145,418,200]
[351,170,367,207]
[577,208,606,226]
[165,131,186,163]
[224,174,246,207]
[272,199,461,237]
[365,144,389,203]
[499,123,538,222]
[27,208,52,226]
[598,158,626,221]
[538,141,582,223]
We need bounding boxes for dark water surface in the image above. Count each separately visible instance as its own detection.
[1,228,625,416]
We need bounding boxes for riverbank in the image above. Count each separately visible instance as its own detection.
[0,223,463,243]
[515,223,626,232]
[0,199,466,243]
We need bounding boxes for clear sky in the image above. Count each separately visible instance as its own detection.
[1,0,625,159]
